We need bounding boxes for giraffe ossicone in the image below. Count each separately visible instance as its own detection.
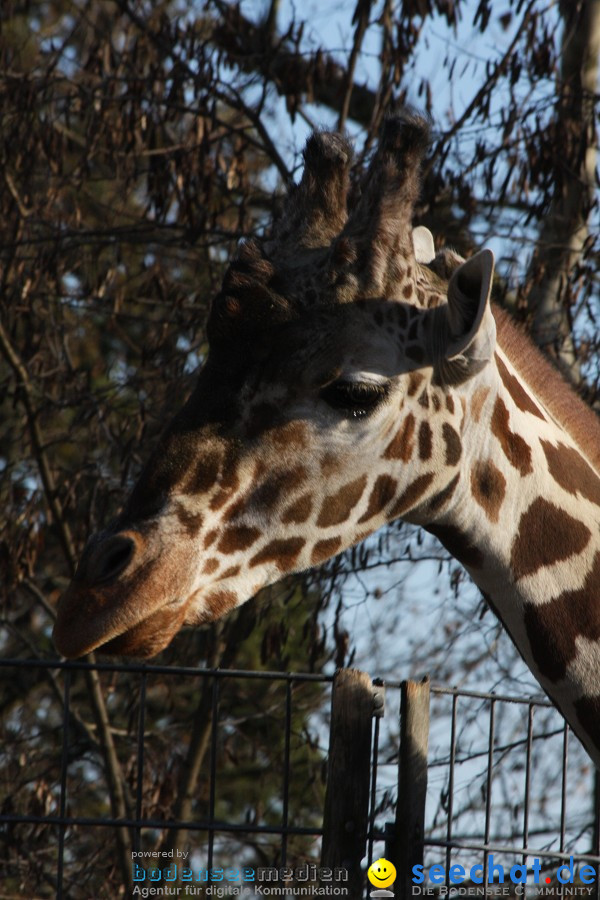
[54,112,600,768]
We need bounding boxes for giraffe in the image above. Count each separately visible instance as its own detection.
[53,113,600,768]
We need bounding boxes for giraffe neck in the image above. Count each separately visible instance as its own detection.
[427,310,600,767]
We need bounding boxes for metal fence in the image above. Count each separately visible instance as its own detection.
[1,657,599,899]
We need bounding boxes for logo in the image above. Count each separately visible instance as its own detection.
[131,859,350,895]
[411,856,599,894]
[368,858,397,897]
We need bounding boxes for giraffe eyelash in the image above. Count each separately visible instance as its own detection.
[319,380,389,418]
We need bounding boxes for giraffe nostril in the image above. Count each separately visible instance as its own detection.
[89,535,135,585]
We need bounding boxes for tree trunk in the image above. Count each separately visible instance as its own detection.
[528,0,600,381]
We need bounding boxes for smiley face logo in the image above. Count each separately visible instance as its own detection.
[368,857,397,889]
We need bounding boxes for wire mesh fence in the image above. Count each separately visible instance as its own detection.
[394,683,600,899]
[1,657,598,899]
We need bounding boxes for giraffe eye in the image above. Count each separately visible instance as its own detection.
[320,380,388,418]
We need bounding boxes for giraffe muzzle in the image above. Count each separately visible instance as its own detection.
[53,526,195,658]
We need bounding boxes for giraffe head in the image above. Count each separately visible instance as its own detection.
[53,112,496,659]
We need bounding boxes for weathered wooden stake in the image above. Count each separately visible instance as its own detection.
[321,668,374,896]
[390,677,430,900]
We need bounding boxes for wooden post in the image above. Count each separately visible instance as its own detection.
[390,677,430,900]
[321,668,374,895]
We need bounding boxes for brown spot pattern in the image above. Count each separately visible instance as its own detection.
[442,423,462,466]
[524,552,600,682]
[203,528,219,548]
[445,394,455,414]
[203,558,219,575]
[407,372,425,397]
[271,422,308,449]
[426,523,484,569]
[541,440,600,506]
[282,494,313,524]
[389,472,435,517]
[496,354,545,419]
[471,460,506,523]
[174,503,204,537]
[249,537,306,570]
[320,454,339,476]
[223,496,247,522]
[206,590,238,619]
[511,498,591,580]
[491,396,533,475]
[182,449,222,495]
[210,490,232,511]
[220,463,239,490]
[217,525,262,554]
[419,473,460,518]
[248,466,307,514]
[418,421,432,461]
[210,466,241,511]
[384,414,416,462]
[317,475,368,528]
[358,475,398,523]
[311,537,343,564]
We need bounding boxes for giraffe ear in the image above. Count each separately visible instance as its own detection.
[436,249,496,385]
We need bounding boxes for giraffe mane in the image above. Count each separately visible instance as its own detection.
[493,304,600,474]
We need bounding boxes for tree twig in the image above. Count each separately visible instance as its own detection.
[338,0,371,132]
[0,317,134,887]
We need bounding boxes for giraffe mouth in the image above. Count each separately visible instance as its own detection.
[53,586,189,659]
